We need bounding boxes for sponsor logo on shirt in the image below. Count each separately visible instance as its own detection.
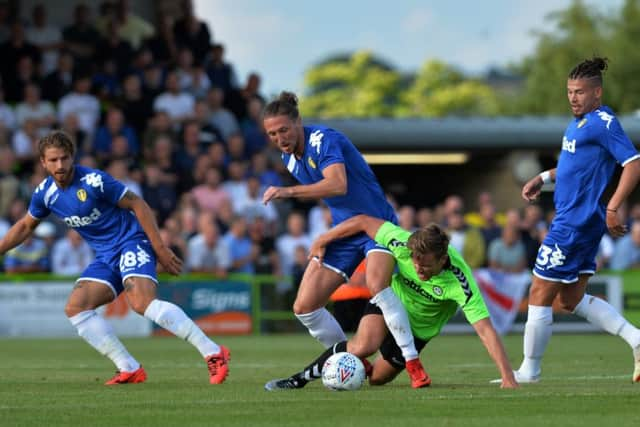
[562,136,576,153]
[76,189,87,202]
[63,208,102,227]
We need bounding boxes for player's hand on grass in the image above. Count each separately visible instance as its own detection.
[606,209,627,237]
[156,246,183,275]
[521,175,543,202]
[500,371,519,389]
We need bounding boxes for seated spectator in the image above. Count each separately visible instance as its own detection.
[397,205,417,231]
[59,113,90,157]
[175,120,206,180]
[176,47,210,98]
[415,207,434,228]
[116,74,154,139]
[487,224,527,273]
[12,119,40,165]
[57,75,100,136]
[173,0,211,65]
[248,214,280,275]
[93,59,121,101]
[25,4,63,75]
[94,107,140,162]
[142,111,175,160]
[153,70,195,128]
[159,217,187,259]
[275,212,312,278]
[142,63,165,100]
[223,216,256,274]
[205,43,238,93]
[205,87,239,142]
[15,83,56,136]
[241,96,268,157]
[193,99,224,144]
[308,202,331,241]
[147,135,179,189]
[250,150,282,189]
[51,229,93,275]
[223,160,249,213]
[235,175,278,226]
[0,148,20,218]
[186,212,231,276]
[96,19,133,78]
[62,4,102,73]
[112,0,154,50]
[479,202,503,256]
[597,233,614,271]
[6,55,41,104]
[41,50,75,103]
[446,208,486,269]
[4,235,50,273]
[191,167,230,215]
[107,159,142,196]
[142,162,177,225]
[0,21,41,102]
[0,86,16,135]
[611,221,640,270]
[145,13,177,66]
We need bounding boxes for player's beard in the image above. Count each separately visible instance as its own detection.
[53,166,74,186]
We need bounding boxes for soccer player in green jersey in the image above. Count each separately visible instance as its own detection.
[264,215,518,390]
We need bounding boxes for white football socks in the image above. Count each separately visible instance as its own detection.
[519,305,553,377]
[69,310,140,372]
[296,307,347,348]
[573,294,640,349]
[144,299,220,357]
[371,287,419,361]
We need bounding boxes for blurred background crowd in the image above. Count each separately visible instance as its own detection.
[0,0,638,291]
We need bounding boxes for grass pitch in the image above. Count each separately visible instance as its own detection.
[1,333,638,427]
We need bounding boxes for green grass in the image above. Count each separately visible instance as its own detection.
[0,333,638,427]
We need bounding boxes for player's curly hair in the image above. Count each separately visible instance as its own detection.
[568,56,608,86]
[38,130,76,158]
[407,223,450,259]
[263,91,300,120]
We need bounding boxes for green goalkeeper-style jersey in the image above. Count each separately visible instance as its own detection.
[375,222,490,340]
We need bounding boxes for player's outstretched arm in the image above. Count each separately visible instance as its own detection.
[522,168,556,202]
[606,158,640,237]
[0,214,40,255]
[309,215,384,263]
[471,318,519,389]
[117,191,183,275]
[262,163,347,204]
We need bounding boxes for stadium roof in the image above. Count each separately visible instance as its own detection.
[311,115,640,150]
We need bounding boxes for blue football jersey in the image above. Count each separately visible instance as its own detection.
[282,125,397,225]
[554,106,640,229]
[28,166,147,259]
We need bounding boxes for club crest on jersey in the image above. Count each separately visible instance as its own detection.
[76,189,87,202]
[432,286,443,296]
[308,157,316,169]
[577,118,587,128]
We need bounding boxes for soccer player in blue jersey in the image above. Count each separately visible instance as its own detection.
[513,57,640,383]
[0,131,230,385]
[262,91,430,388]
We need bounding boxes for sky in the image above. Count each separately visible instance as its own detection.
[194,0,624,97]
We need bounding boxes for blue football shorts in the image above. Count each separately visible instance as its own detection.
[76,239,158,296]
[532,223,604,284]
[317,233,392,281]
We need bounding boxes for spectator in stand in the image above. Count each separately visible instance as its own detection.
[193,99,224,144]
[597,233,615,271]
[275,211,312,278]
[186,212,231,276]
[51,229,93,276]
[41,50,74,103]
[147,135,179,190]
[94,107,140,163]
[112,0,154,50]
[142,111,175,160]
[308,202,331,241]
[415,207,434,229]
[215,198,235,235]
[175,120,206,180]
[0,21,41,100]
[6,55,41,104]
[488,223,528,273]
[176,47,211,99]
[242,96,269,157]
[107,159,142,197]
[96,19,133,79]
[57,74,100,136]
[153,70,195,128]
[4,234,50,274]
[520,204,546,269]
[12,119,39,165]
[0,85,16,134]
[610,221,640,271]
[250,150,282,189]
[59,113,90,157]
[223,216,257,274]
[145,13,177,66]
[173,0,211,65]
[25,4,63,75]
[248,214,280,275]
[397,205,417,231]
[445,208,485,269]
[62,3,102,73]
[117,74,154,139]
[142,63,165,100]
[222,160,249,213]
[190,166,230,215]
[159,217,187,261]
[241,72,265,104]
[235,175,278,225]
[205,43,238,93]
[142,162,177,225]
[207,141,229,172]
[478,202,502,256]
[15,83,56,136]
[226,133,248,162]
[0,147,19,218]
[205,87,239,142]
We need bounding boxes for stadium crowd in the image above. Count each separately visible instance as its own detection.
[0,1,635,287]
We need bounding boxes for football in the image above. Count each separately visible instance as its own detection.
[321,352,366,391]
